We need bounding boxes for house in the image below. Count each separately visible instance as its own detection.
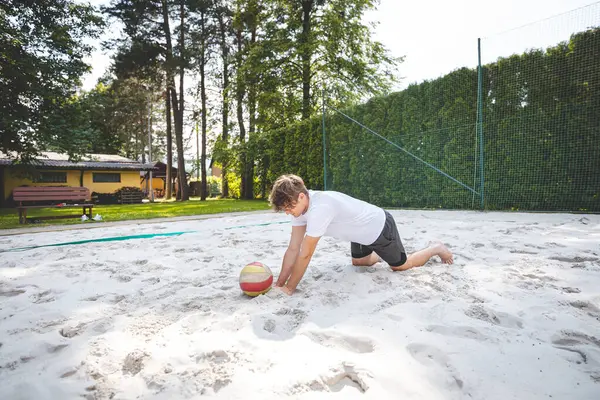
[139,161,186,198]
[0,151,155,207]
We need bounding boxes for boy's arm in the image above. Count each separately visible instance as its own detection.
[275,224,306,287]
[283,235,321,294]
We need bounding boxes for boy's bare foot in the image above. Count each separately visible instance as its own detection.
[433,241,453,264]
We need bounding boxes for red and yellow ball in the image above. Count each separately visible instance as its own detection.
[239,262,273,297]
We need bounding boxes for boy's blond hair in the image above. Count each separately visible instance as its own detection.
[268,174,308,211]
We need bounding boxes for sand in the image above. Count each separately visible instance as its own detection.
[0,210,599,399]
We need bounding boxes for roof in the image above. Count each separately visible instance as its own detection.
[140,161,185,179]
[0,151,156,171]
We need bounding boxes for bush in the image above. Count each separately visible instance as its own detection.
[207,176,221,197]
[226,172,241,198]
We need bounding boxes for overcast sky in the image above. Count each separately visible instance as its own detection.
[82,0,599,91]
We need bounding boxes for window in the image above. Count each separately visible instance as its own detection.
[35,172,67,183]
[93,173,121,183]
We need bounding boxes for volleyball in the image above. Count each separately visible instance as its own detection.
[239,262,273,297]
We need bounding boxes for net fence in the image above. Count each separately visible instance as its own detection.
[322,3,600,212]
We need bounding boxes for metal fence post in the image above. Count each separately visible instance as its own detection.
[322,87,327,190]
[477,38,485,210]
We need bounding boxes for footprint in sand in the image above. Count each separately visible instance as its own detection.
[59,322,88,338]
[174,247,195,254]
[31,289,56,304]
[0,289,26,297]
[293,363,370,394]
[425,325,496,343]
[47,343,69,353]
[522,273,557,282]
[568,300,600,320]
[509,272,558,290]
[509,249,539,255]
[464,304,523,329]
[551,330,600,366]
[274,308,308,332]
[325,364,369,393]
[123,350,149,375]
[194,350,236,393]
[320,290,349,307]
[263,319,276,333]
[453,252,474,261]
[303,331,375,354]
[112,275,133,283]
[492,243,505,250]
[549,255,598,263]
[406,343,464,390]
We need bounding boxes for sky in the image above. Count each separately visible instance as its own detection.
[82,0,600,91]
[362,0,599,90]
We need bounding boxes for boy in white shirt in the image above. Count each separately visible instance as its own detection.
[268,174,453,295]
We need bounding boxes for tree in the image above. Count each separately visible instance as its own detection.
[0,0,103,162]
[105,0,190,200]
[188,0,218,200]
[232,0,263,199]
[105,36,166,165]
[214,0,233,198]
[279,0,401,120]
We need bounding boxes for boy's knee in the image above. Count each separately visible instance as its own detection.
[391,263,411,271]
[389,252,408,269]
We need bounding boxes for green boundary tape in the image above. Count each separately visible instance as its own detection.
[0,220,290,254]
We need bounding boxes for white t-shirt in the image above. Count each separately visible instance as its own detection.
[291,190,386,245]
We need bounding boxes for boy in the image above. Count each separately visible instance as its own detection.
[268,174,453,295]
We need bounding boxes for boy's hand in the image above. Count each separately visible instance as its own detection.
[274,277,286,287]
[280,286,294,296]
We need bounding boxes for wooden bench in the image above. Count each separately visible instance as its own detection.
[13,187,94,224]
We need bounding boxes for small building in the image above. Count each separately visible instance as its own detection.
[0,151,155,207]
[140,161,185,198]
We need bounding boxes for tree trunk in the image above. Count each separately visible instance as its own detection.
[162,0,183,199]
[245,23,256,199]
[140,116,145,163]
[200,10,208,200]
[162,0,188,202]
[235,24,247,199]
[218,10,230,198]
[177,0,189,201]
[301,0,313,121]
[165,85,173,199]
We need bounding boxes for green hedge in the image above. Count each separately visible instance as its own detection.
[253,27,599,212]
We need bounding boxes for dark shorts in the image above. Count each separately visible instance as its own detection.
[351,210,407,266]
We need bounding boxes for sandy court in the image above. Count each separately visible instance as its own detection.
[0,210,599,400]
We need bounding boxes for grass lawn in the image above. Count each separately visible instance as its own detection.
[0,198,271,230]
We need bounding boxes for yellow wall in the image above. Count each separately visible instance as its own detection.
[4,169,81,200]
[3,169,142,200]
[140,176,165,191]
[82,170,141,194]
[151,177,164,190]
